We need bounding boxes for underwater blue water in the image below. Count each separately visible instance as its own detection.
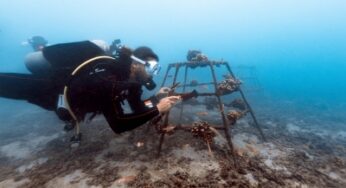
[0,0,345,123]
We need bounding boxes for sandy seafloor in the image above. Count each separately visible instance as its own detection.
[0,96,345,188]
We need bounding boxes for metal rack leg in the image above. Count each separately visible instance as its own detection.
[157,65,181,157]
[209,63,238,167]
[225,64,266,141]
[178,66,188,124]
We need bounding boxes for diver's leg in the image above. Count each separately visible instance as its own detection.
[0,73,58,110]
[55,108,75,132]
[24,51,51,75]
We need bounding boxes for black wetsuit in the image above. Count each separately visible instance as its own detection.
[0,41,160,133]
[65,55,160,133]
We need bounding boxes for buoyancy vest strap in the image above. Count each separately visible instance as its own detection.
[70,56,115,76]
[63,56,115,134]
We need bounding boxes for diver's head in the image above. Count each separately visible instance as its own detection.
[129,46,160,90]
[29,36,48,51]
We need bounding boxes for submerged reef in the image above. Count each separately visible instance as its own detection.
[0,103,345,187]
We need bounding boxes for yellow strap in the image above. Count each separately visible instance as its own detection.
[71,56,115,75]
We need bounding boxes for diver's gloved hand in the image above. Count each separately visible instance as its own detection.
[157,96,181,114]
[156,87,171,100]
[158,87,172,94]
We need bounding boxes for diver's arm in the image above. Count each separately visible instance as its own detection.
[103,104,159,134]
[127,86,161,113]
[126,86,147,112]
[103,94,179,134]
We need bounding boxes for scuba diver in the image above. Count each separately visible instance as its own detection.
[0,39,180,146]
[21,35,48,52]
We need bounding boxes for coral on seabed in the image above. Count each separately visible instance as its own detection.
[204,97,218,110]
[186,50,209,62]
[190,121,216,144]
[229,98,247,110]
[227,110,247,125]
[217,76,242,95]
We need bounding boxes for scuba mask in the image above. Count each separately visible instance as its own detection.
[130,55,161,76]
